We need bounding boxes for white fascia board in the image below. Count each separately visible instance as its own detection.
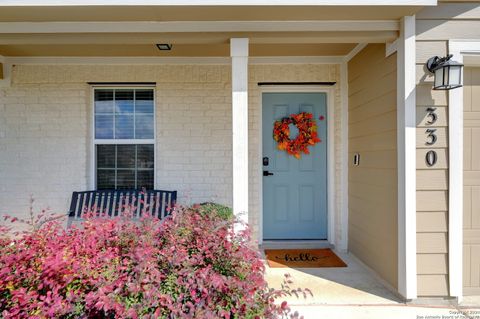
[3,56,343,65]
[0,0,438,6]
[0,21,400,33]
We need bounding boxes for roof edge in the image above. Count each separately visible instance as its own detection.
[0,0,438,7]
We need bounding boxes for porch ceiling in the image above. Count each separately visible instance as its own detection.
[0,3,425,57]
[0,27,396,57]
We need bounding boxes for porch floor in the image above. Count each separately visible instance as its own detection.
[264,251,480,319]
[264,251,401,306]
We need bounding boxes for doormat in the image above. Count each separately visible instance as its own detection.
[265,249,347,268]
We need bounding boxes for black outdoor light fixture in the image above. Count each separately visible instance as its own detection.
[156,43,173,51]
[426,54,464,90]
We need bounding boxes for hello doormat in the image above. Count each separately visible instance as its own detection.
[265,249,347,268]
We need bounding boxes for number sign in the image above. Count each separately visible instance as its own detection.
[424,107,438,167]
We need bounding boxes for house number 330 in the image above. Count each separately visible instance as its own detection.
[425,107,438,167]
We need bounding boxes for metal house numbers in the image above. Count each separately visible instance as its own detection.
[424,107,438,167]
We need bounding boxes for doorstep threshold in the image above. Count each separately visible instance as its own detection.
[261,240,333,250]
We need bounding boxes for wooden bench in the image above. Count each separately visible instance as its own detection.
[68,189,177,220]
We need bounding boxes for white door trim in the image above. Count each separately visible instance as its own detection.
[258,86,335,245]
[447,40,480,301]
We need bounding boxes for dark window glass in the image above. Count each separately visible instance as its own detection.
[97,169,116,190]
[116,170,136,189]
[97,145,115,168]
[137,170,154,190]
[96,144,154,190]
[137,144,154,169]
[117,145,136,168]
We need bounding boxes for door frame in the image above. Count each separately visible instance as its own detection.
[258,86,335,245]
[448,40,480,301]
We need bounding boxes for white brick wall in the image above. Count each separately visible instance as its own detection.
[0,83,89,218]
[0,63,346,246]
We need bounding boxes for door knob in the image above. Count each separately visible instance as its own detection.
[263,170,274,176]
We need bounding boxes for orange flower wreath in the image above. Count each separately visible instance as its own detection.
[273,112,321,159]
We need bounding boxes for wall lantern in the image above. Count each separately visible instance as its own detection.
[426,54,464,90]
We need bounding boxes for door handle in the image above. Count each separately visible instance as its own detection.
[263,170,274,176]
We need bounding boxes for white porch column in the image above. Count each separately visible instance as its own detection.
[230,38,249,224]
[397,16,417,299]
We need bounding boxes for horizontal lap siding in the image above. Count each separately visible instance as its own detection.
[348,43,398,289]
[415,3,480,296]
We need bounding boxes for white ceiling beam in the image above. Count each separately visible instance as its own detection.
[3,55,345,65]
[343,43,368,62]
[0,32,397,45]
[0,0,438,6]
[0,20,400,34]
[385,38,399,57]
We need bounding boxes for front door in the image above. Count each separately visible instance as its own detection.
[262,92,328,240]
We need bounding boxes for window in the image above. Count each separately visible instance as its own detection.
[94,88,155,190]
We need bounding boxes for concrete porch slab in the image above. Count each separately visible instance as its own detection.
[264,251,480,318]
[265,251,401,306]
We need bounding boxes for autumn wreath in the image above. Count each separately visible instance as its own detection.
[273,112,321,159]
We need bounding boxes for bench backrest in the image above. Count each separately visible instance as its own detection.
[68,189,177,220]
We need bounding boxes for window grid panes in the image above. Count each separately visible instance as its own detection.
[96,144,154,190]
[94,88,154,140]
[94,87,155,190]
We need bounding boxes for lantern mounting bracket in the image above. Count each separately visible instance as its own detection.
[426,54,453,73]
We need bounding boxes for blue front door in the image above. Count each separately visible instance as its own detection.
[262,93,328,240]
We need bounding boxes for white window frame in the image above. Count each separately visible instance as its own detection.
[90,85,156,190]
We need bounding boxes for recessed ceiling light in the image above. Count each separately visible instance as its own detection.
[156,44,173,51]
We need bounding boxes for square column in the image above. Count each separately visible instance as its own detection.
[230,38,249,224]
[397,16,417,300]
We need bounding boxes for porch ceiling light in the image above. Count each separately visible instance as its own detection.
[156,43,173,51]
[426,54,464,90]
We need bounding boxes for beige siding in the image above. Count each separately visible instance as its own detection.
[464,67,480,296]
[416,3,480,41]
[412,2,479,296]
[348,43,398,289]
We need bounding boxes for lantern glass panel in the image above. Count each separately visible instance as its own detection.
[434,67,444,88]
[449,65,462,87]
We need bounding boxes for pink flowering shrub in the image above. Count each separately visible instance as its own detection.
[0,204,307,319]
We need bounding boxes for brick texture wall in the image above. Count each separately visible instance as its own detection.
[0,63,344,244]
